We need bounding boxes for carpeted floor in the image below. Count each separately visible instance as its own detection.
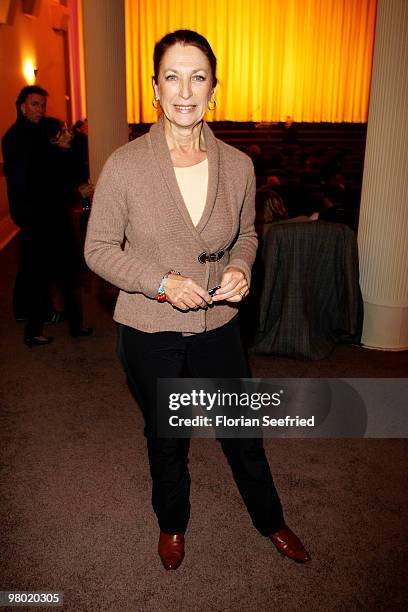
[1,239,407,612]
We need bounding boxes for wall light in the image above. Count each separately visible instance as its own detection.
[23,59,37,84]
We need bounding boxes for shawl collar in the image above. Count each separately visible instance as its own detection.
[148,116,220,249]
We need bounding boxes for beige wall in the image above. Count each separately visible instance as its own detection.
[0,0,69,248]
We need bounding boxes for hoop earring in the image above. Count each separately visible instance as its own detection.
[152,97,160,109]
[208,97,217,111]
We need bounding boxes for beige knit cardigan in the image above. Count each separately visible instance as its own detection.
[84,117,258,334]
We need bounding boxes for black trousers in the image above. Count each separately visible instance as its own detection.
[13,233,53,321]
[20,224,84,337]
[118,316,284,536]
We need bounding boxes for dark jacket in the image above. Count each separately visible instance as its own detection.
[1,116,50,228]
[2,117,78,232]
[251,220,363,359]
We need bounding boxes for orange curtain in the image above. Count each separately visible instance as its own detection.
[125,0,377,123]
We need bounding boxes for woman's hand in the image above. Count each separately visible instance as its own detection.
[163,274,213,311]
[212,267,249,302]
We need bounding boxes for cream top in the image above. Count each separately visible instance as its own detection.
[173,158,208,226]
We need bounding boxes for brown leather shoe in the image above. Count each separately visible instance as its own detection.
[270,525,311,562]
[158,532,185,570]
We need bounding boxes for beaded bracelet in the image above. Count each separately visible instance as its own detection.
[156,270,180,302]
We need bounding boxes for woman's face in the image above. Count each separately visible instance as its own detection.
[153,43,215,129]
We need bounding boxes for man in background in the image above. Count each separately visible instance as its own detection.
[2,85,60,345]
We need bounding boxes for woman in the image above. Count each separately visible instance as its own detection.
[255,186,289,227]
[41,117,93,340]
[85,30,310,570]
